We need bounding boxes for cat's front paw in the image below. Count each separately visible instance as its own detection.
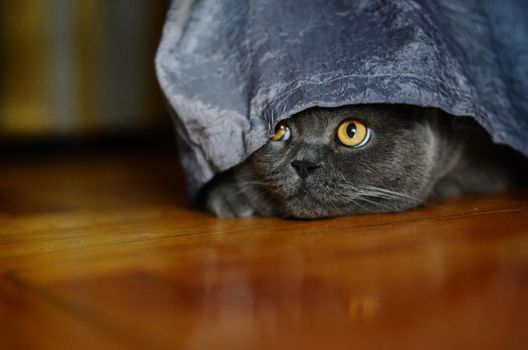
[206,183,255,218]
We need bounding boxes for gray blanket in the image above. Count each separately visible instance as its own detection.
[156,0,528,197]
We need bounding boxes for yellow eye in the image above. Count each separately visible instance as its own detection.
[336,119,370,147]
[271,123,291,142]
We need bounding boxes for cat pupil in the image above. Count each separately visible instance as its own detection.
[347,123,356,138]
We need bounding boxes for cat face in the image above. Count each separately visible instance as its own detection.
[235,105,460,218]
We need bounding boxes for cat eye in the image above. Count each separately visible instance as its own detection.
[271,122,291,142]
[336,119,370,147]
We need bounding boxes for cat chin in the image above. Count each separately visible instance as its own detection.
[282,205,329,219]
[271,182,337,218]
[279,193,337,219]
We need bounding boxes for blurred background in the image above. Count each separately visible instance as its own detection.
[0,0,172,143]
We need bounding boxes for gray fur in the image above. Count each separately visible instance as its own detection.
[202,105,525,219]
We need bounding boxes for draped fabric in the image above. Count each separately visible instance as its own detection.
[156,0,528,197]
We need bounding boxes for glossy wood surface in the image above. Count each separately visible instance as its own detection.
[1,148,528,350]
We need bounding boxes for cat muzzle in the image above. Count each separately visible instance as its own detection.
[291,160,320,179]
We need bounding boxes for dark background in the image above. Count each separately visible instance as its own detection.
[0,0,173,158]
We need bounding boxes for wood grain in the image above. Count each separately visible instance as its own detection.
[1,149,527,350]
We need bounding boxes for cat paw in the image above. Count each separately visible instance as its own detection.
[206,184,255,218]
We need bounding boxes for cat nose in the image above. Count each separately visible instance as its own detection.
[291,160,320,179]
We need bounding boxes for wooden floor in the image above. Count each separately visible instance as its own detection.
[1,146,528,350]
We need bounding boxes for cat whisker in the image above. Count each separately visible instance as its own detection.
[337,181,422,203]
[354,196,393,210]
[363,186,423,203]
[333,186,403,210]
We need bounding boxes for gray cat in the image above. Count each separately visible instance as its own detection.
[200,105,526,218]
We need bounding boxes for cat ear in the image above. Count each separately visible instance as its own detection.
[450,116,480,131]
[390,104,422,117]
[422,107,477,131]
[422,107,440,120]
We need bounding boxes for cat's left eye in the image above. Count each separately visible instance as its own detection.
[271,122,291,142]
[336,119,370,147]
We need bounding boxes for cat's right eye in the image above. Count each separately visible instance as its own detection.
[271,123,291,142]
[336,119,370,148]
